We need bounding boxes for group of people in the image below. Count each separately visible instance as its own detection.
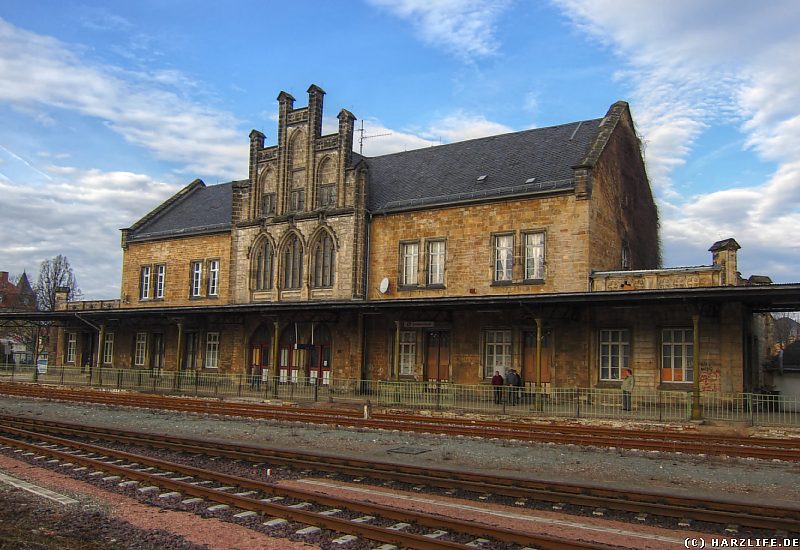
[490,369,524,405]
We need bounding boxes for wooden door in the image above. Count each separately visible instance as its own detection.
[522,330,551,384]
[425,331,450,381]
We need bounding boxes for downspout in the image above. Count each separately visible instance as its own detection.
[360,211,372,383]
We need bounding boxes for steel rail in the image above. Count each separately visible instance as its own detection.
[3,415,799,533]
[0,424,610,550]
[2,383,799,459]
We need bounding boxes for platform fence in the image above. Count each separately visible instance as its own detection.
[0,363,798,427]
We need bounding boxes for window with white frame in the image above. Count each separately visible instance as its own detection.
[524,232,545,280]
[484,329,512,378]
[102,332,114,365]
[205,332,219,369]
[427,240,445,286]
[139,266,151,300]
[190,261,203,297]
[400,242,419,286]
[134,332,147,367]
[399,331,416,376]
[207,259,220,296]
[155,264,166,299]
[66,333,77,363]
[662,328,693,383]
[493,234,514,282]
[599,329,629,381]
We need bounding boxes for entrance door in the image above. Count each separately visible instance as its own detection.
[425,331,450,381]
[308,325,332,385]
[278,327,300,383]
[249,324,272,380]
[522,330,551,385]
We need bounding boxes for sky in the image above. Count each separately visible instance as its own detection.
[0,0,798,299]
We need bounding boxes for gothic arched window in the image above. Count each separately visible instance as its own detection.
[313,232,335,288]
[253,240,274,290]
[282,234,303,290]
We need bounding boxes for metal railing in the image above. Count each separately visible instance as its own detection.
[1,363,798,427]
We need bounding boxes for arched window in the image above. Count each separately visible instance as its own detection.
[316,157,337,208]
[252,240,274,290]
[282,234,303,290]
[313,232,335,288]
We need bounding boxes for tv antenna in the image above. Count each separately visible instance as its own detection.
[358,120,391,155]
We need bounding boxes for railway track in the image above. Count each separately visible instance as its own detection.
[2,415,798,535]
[0,422,610,550]
[2,382,799,461]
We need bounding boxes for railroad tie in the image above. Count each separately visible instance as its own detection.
[295,526,321,536]
[388,523,410,531]
[424,530,449,539]
[592,508,607,517]
[102,476,121,482]
[181,498,204,505]
[635,513,648,522]
[320,509,342,516]
[118,481,139,488]
[233,511,258,519]
[59,462,74,467]
[552,503,565,511]
[373,545,398,550]
[234,490,258,497]
[466,539,491,548]
[725,525,739,534]
[352,516,375,524]
[261,496,284,503]
[206,504,230,512]
[158,491,182,499]
[138,486,160,494]
[514,498,527,506]
[263,518,288,528]
[288,502,312,509]
[678,518,692,527]
[332,534,359,545]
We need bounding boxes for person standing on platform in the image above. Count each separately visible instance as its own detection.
[491,370,504,404]
[621,368,635,411]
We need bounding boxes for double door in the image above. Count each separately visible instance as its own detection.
[425,331,450,382]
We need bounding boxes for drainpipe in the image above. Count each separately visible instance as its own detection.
[691,313,702,420]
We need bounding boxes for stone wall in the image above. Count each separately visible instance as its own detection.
[367,193,592,300]
[120,233,231,308]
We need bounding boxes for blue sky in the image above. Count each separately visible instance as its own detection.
[1,0,798,298]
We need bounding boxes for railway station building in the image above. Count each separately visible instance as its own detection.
[43,85,800,395]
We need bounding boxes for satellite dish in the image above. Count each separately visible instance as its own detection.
[378,277,390,294]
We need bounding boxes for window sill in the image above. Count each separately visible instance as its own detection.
[425,284,446,290]
[522,278,545,285]
[658,382,694,391]
[490,280,513,287]
[397,285,422,291]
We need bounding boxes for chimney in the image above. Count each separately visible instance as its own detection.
[54,287,70,311]
[709,238,741,286]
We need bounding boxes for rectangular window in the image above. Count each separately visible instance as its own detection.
[494,234,514,282]
[102,332,114,365]
[599,329,629,381]
[524,232,545,280]
[400,242,419,286]
[661,328,693,383]
[289,189,305,212]
[399,331,416,376]
[134,332,147,367]
[205,332,219,369]
[484,329,512,378]
[427,240,446,286]
[317,185,336,208]
[139,266,151,300]
[190,261,203,297]
[262,192,276,215]
[66,333,77,363]
[207,259,220,296]
[155,264,166,299]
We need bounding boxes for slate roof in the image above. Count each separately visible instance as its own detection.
[364,118,604,212]
[126,180,237,242]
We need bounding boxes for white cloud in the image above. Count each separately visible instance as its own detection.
[0,167,179,299]
[554,0,800,281]
[367,0,511,59]
[0,17,245,180]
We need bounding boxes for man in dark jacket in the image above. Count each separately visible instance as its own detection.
[491,370,504,404]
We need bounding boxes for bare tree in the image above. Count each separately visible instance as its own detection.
[34,254,81,312]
